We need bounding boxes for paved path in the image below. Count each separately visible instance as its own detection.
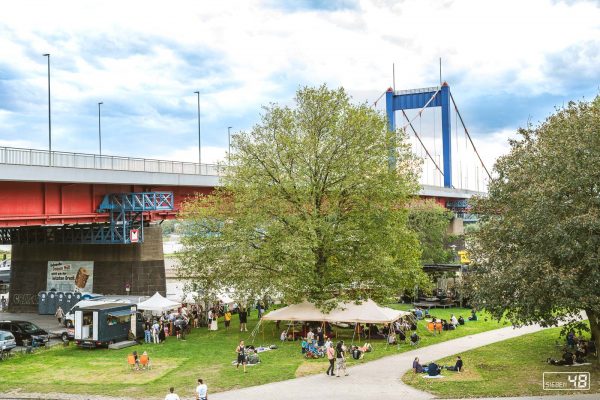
[211,324,582,400]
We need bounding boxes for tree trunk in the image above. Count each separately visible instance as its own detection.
[585,309,600,363]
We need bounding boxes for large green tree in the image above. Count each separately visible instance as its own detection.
[408,200,454,264]
[470,97,600,360]
[177,85,427,308]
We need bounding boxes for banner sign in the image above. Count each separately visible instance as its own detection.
[47,261,94,292]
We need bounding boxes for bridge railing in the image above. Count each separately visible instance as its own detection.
[0,146,223,176]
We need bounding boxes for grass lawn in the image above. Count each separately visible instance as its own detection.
[402,326,600,397]
[0,305,506,398]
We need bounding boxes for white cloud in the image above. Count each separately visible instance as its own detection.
[0,0,598,188]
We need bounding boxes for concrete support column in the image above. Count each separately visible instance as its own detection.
[8,225,166,312]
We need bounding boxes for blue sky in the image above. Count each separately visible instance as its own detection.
[0,0,599,189]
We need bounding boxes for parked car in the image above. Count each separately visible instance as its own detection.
[0,330,17,352]
[0,321,50,346]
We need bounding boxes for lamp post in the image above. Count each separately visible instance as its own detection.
[98,102,103,156]
[228,126,232,165]
[193,91,201,168]
[43,53,51,165]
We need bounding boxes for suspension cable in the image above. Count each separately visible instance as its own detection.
[450,92,492,180]
[400,109,444,176]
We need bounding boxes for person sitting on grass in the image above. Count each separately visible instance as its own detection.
[548,349,574,366]
[458,315,465,325]
[247,349,260,365]
[415,308,423,320]
[450,314,459,327]
[412,357,427,373]
[445,356,463,372]
[387,332,396,345]
[351,345,363,360]
[358,343,372,353]
[468,309,478,321]
[427,361,441,376]
[131,351,140,369]
[410,332,420,345]
[301,337,308,354]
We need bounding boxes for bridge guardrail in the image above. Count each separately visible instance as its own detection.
[0,146,223,176]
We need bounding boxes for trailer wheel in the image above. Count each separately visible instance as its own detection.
[61,332,68,342]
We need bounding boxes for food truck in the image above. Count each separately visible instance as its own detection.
[73,303,142,348]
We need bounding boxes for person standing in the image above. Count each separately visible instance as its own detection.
[55,306,64,325]
[207,309,213,330]
[335,341,348,377]
[236,340,247,373]
[195,378,208,400]
[326,342,335,376]
[164,387,180,400]
[152,320,160,344]
[224,310,232,330]
[239,307,248,332]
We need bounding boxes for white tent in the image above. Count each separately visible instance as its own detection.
[261,299,411,324]
[137,292,181,312]
[261,301,325,322]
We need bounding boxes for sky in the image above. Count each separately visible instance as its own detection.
[1,0,599,190]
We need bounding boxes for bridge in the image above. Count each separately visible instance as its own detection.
[0,82,488,310]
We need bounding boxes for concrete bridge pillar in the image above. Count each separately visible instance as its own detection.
[8,225,166,312]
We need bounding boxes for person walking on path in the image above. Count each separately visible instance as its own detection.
[195,378,208,400]
[164,387,180,400]
[326,342,335,376]
[55,306,64,325]
[236,340,247,373]
[335,340,349,377]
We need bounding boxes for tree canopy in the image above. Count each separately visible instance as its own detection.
[469,97,600,360]
[408,200,454,264]
[177,85,428,308]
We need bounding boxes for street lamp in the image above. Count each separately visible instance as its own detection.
[228,126,233,165]
[98,102,103,156]
[43,53,51,165]
[193,91,201,167]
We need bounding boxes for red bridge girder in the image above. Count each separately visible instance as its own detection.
[0,181,213,228]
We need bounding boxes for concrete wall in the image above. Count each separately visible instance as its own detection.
[8,225,165,312]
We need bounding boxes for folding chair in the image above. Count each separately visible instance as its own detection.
[127,354,137,371]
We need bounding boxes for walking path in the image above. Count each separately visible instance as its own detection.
[211,324,589,400]
[1,322,595,400]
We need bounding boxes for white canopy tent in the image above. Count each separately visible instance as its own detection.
[137,292,181,312]
[261,299,411,324]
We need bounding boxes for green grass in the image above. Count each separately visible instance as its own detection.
[0,305,505,398]
[402,326,600,397]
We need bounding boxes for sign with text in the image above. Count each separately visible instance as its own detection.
[47,261,94,292]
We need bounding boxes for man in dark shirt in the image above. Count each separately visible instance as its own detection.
[427,362,441,376]
[446,356,463,372]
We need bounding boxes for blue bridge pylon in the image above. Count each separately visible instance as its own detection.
[386,82,453,188]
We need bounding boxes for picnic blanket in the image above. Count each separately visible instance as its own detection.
[422,374,444,379]
[568,362,592,366]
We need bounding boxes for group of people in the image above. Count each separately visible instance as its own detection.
[143,307,193,344]
[412,355,464,376]
[235,340,261,372]
[547,331,597,366]
[164,378,208,400]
